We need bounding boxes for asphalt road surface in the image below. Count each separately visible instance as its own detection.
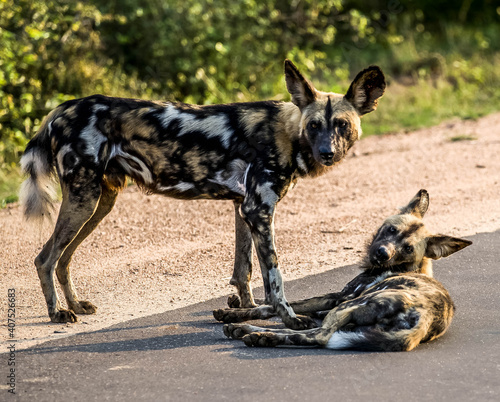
[4,230,499,401]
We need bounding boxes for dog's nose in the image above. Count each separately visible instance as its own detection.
[319,147,334,163]
[376,246,390,262]
[320,152,334,161]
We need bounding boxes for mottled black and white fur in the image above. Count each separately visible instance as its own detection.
[223,190,472,351]
[19,60,385,327]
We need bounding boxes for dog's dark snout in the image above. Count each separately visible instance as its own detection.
[320,152,334,160]
[376,246,390,262]
[319,146,334,163]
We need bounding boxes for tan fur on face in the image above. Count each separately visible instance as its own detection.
[383,214,432,272]
[301,92,362,139]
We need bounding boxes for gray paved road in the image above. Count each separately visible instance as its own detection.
[5,230,500,401]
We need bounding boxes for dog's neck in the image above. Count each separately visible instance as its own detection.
[418,258,433,277]
[360,256,434,278]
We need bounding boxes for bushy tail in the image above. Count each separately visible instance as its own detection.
[325,308,434,352]
[19,108,61,223]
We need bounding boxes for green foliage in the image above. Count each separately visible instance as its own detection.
[0,0,104,172]
[1,0,500,203]
[92,0,356,103]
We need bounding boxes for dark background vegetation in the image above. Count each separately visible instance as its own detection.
[1,0,499,203]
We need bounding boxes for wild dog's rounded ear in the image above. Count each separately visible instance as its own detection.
[425,235,473,260]
[284,59,317,111]
[345,66,386,115]
[399,189,429,218]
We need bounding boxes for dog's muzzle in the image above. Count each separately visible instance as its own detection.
[318,145,335,166]
[371,244,395,266]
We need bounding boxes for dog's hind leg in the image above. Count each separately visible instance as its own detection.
[213,304,277,323]
[215,290,346,324]
[224,322,318,340]
[35,177,103,323]
[290,292,345,314]
[228,201,259,308]
[55,182,119,315]
[241,327,333,348]
[238,305,357,348]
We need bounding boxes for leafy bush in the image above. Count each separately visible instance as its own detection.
[0,1,104,171]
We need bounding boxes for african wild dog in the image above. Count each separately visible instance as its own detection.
[19,60,385,328]
[222,190,472,351]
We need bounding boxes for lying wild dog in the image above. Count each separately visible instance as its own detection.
[222,190,472,351]
[20,60,385,328]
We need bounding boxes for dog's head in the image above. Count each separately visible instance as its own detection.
[285,60,386,166]
[367,189,472,274]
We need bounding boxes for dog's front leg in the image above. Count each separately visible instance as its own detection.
[290,292,345,314]
[229,201,258,308]
[240,188,316,330]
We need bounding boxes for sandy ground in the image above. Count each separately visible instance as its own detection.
[1,112,499,350]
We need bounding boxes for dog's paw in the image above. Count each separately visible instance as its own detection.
[283,314,317,330]
[242,332,280,347]
[69,300,98,315]
[50,309,78,323]
[223,323,254,340]
[213,308,246,323]
[213,308,226,322]
[227,294,241,308]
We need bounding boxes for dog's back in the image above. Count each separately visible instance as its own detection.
[324,273,454,351]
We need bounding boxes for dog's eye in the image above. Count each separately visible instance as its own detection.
[334,119,348,133]
[404,245,414,254]
[388,226,397,233]
[310,122,320,130]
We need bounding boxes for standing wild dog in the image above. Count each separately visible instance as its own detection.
[19,60,385,328]
[223,190,472,351]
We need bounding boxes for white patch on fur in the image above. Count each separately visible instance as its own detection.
[255,181,279,206]
[160,104,181,125]
[19,150,57,222]
[160,105,233,148]
[56,144,77,176]
[174,182,195,191]
[365,271,393,290]
[241,163,252,193]
[268,267,294,316]
[109,144,153,184]
[326,331,366,349]
[21,150,44,175]
[80,114,107,164]
[93,104,109,112]
[208,159,248,196]
[157,181,195,192]
[296,153,308,174]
